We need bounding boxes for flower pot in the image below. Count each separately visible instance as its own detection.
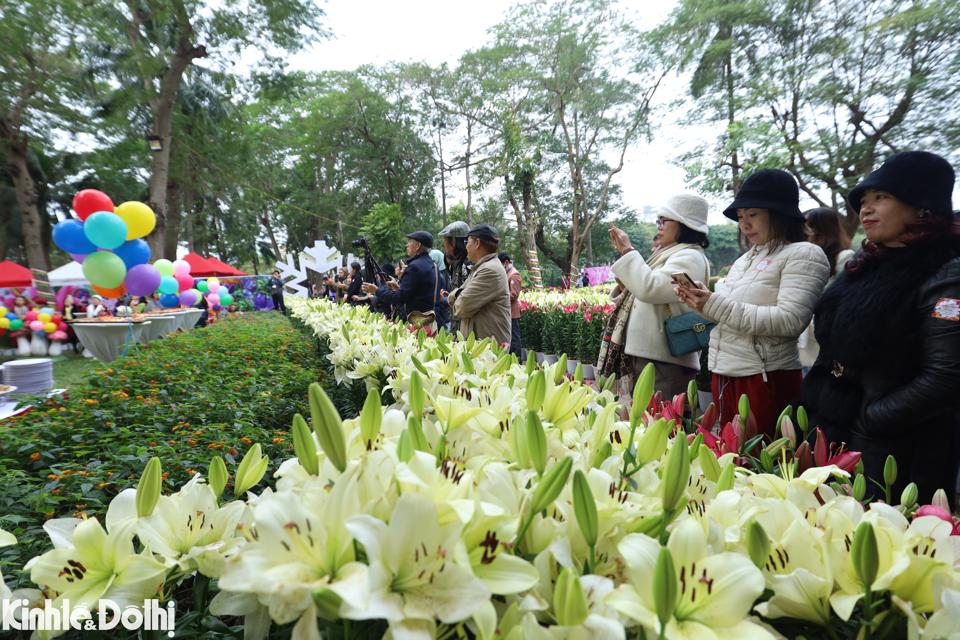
[535,351,547,364]
[582,364,596,380]
[543,353,558,365]
[567,359,580,376]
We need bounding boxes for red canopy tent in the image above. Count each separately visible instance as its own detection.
[0,260,33,288]
[204,256,246,276]
[181,252,218,276]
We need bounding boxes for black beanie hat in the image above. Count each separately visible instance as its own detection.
[847,151,955,215]
[722,169,802,221]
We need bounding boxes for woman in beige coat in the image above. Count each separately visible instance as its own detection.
[677,169,829,438]
[606,194,711,399]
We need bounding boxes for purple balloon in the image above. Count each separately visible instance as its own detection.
[69,253,89,263]
[125,264,162,297]
[178,290,197,306]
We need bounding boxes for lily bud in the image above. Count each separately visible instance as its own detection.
[136,457,162,518]
[466,332,476,349]
[700,402,719,430]
[795,441,812,472]
[234,443,269,496]
[745,520,770,570]
[407,415,430,452]
[652,546,678,633]
[208,456,228,498]
[525,411,548,475]
[661,437,690,515]
[601,373,616,393]
[553,567,589,627]
[592,441,612,468]
[308,383,347,472]
[360,388,383,447]
[764,437,791,457]
[738,394,750,428]
[461,351,476,375]
[526,350,536,375]
[883,455,898,488]
[780,416,797,448]
[932,489,950,511]
[687,379,699,416]
[796,406,809,435]
[688,432,704,459]
[759,449,774,473]
[292,413,320,475]
[554,354,568,384]
[636,418,671,465]
[630,363,656,429]
[529,456,573,515]
[408,372,425,417]
[574,362,584,383]
[852,474,866,501]
[851,520,879,590]
[526,370,546,412]
[716,462,736,492]
[697,446,721,483]
[410,355,429,376]
[572,470,598,548]
[396,430,414,462]
[900,483,918,509]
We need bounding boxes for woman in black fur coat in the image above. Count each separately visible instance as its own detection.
[802,151,960,505]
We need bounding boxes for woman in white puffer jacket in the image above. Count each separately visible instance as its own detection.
[677,169,829,438]
[605,194,711,400]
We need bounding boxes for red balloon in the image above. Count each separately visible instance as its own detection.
[51,314,62,324]
[73,189,115,221]
[175,272,193,292]
[57,322,68,331]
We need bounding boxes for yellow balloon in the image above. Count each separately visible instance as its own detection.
[44,322,57,334]
[0,318,9,329]
[0,306,7,316]
[116,201,157,240]
[38,312,51,323]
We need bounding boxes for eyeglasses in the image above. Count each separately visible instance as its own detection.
[656,217,674,227]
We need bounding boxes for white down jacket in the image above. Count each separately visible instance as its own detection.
[702,241,829,377]
[611,244,711,369]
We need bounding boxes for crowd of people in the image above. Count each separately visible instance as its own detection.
[603,150,960,506]
[307,150,959,505]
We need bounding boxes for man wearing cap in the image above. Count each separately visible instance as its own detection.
[361,231,441,321]
[448,224,511,345]
[499,252,523,356]
[439,221,472,290]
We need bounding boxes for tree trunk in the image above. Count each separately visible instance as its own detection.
[465,120,473,225]
[8,143,49,271]
[437,127,447,225]
[724,29,741,193]
[163,178,182,259]
[261,210,282,261]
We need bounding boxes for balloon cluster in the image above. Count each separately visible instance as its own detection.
[52,190,156,297]
[196,277,233,311]
[0,305,67,340]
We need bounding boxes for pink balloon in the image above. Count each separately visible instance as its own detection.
[58,322,68,331]
[175,272,193,292]
[173,259,191,276]
[207,294,220,306]
[29,320,44,332]
[50,331,68,341]
[207,281,220,294]
[25,311,39,322]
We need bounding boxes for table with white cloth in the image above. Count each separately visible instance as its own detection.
[71,321,150,363]
[178,309,204,330]
[138,314,179,343]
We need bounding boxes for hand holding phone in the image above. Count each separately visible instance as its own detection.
[671,272,699,289]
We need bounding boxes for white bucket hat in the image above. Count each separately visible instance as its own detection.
[659,193,709,234]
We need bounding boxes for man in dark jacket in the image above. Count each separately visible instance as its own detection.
[362,231,439,320]
[268,270,286,314]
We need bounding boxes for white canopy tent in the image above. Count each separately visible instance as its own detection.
[48,261,89,287]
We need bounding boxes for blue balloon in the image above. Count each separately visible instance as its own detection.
[159,293,179,308]
[39,307,53,316]
[113,239,151,269]
[5,312,16,320]
[83,211,128,250]
[52,219,97,254]
[158,276,178,295]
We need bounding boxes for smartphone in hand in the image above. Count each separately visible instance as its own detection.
[671,272,699,289]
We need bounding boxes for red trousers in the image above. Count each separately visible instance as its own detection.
[712,370,802,440]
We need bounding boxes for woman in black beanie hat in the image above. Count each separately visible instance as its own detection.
[802,151,960,505]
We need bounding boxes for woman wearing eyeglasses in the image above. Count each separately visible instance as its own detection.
[606,194,712,400]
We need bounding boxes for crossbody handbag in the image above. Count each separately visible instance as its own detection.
[663,303,715,357]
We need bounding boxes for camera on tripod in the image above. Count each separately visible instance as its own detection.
[352,236,368,249]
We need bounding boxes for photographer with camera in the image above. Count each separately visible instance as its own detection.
[361,231,440,328]
[447,224,511,345]
[345,261,364,305]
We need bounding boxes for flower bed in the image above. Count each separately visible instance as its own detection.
[519,286,614,366]
[1,298,957,640]
[0,313,323,587]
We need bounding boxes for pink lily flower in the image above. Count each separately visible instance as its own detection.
[809,427,861,473]
[915,505,960,535]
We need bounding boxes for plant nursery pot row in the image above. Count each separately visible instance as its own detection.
[522,349,595,379]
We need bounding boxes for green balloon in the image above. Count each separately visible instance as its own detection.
[10,319,23,330]
[197,280,209,292]
[83,251,127,288]
[220,292,234,306]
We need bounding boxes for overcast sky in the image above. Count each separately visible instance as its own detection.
[278,0,740,225]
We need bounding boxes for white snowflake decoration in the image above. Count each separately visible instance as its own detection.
[274,240,355,298]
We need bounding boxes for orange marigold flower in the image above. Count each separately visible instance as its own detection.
[51,488,62,495]
[149,441,157,447]
[240,437,252,445]
[186,469,197,476]
[47,474,59,480]
[228,448,238,456]
[271,437,284,444]
[186,439,197,446]
[30,452,41,461]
